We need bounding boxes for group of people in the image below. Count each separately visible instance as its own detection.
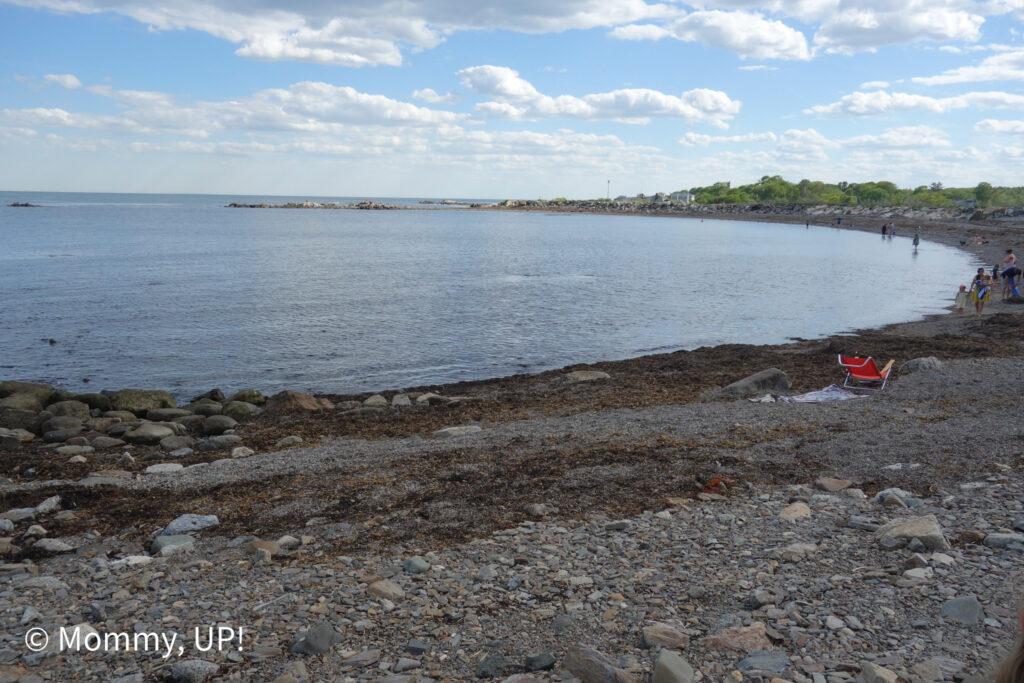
[956,248,1019,316]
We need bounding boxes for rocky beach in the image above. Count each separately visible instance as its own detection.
[1,208,1023,683]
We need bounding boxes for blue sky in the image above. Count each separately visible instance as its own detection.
[1,0,1023,198]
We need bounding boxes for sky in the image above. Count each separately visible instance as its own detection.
[1,0,1023,199]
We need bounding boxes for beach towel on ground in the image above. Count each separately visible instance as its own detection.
[748,384,869,403]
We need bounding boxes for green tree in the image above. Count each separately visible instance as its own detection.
[975,182,993,207]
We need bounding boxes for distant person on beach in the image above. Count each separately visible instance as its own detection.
[971,268,992,316]
[881,223,887,236]
[1004,266,1022,300]
[912,229,920,250]
[954,285,968,316]
[993,590,1024,683]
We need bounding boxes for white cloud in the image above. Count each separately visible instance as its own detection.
[805,89,1024,116]
[615,10,810,60]
[859,80,889,89]
[975,118,1024,133]
[44,73,82,89]
[457,65,741,126]
[680,131,777,145]
[738,65,778,71]
[6,0,673,67]
[912,49,1024,85]
[411,88,460,104]
[812,3,984,55]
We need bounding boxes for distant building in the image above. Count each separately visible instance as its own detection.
[670,191,694,204]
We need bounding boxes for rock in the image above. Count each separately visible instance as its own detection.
[90,436,126,450]
[653,649,694,683]
[562,370,611,384]
[56,444,94,456]
[107,389,176,415]
[188,400,223,416]
[275,435,303,448]
[711,368,791,399]
[940,595,985,625]
[0,407,39,431]
[0,432,19,451]
[368,579,405,600]
[363,394,388,406]
[160,435,196,451]
[170,448,194,458]
[899,357,943,374]
[392,394,411,406]
[152,535,196,556]
[277,535,300,549]
[221,401,262,420]
[33,538,74,553]
[124,423,176,444]
[145,463,184,474]
[202,414,238,435]
[525,652,556,671]
[779,502,811,521]
[231,446,255,458]
[983,533,1024,548]
[394,657,421,672]
[738,650,790,673]
[0,519,12,533]
[434,425,483,438]
[0,381,55,405]
[263,390,333,416]
[345,648,381,667]
[856,663,900,683]
[815,477,852,491]
[642,622,690,649]
[34,496,61,514]
[43,414,85,432]
[875,515,951,551]
[147,408,192,421]
[228,389,266,405]
[524,503,557,517]
[291,622,337,655]
[776,542,818,562]
[170,659,218,683]
[245,540,281,557]
[47,400,91,419]
[476,653,508,678]
[200,434,243,450]
[1,507,35,522]
[563,645,636,683]
[699,622,771,652]
[71,392,112,411]
[163,514,219,535]
[403,556,431,573]
[0,391,48,413]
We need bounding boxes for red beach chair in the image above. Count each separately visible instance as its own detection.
[838,355,895,391]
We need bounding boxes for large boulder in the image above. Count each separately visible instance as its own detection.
[0,381,55,403]
[263,390,334,416]
[0,408,40,431]
[0,392,49,413]
[221,401,262,420]
[106,389,176,416]
[711,368,791,399]
[71,393,112,412]
[899,357,943,374]
[228,389,266,405]
[47,400,91,419]
[875,515,951,551]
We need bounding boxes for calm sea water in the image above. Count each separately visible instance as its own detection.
[0,191,975,399]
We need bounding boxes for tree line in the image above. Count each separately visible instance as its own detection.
[684,176,1023,209]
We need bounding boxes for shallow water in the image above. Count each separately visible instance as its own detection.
[0,192,974,399]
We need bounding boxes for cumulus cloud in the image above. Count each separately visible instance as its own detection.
[679,131,777,145]
[840,125,951,148]
[805,89,1024,116]
[457,65,741,126]
[614,10,810,60]
[738,65,778,71]
[812,2,984,54]
[44,73,82,89]
[6,0,672,67]
[912,49,1024,85]
[975,118,1024,133]
[860,80,889,89]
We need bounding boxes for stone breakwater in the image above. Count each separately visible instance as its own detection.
[491,199,988,223]
[226,200,404,210]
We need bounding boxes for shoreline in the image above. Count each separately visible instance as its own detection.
[2,208,1024,681]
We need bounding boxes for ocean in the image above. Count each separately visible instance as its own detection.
[0,191,974,400]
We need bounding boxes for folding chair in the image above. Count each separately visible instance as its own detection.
[838,355,894,391]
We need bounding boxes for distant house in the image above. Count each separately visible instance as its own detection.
[670,191,694,204]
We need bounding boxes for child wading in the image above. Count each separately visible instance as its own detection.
[954,285,968,316]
